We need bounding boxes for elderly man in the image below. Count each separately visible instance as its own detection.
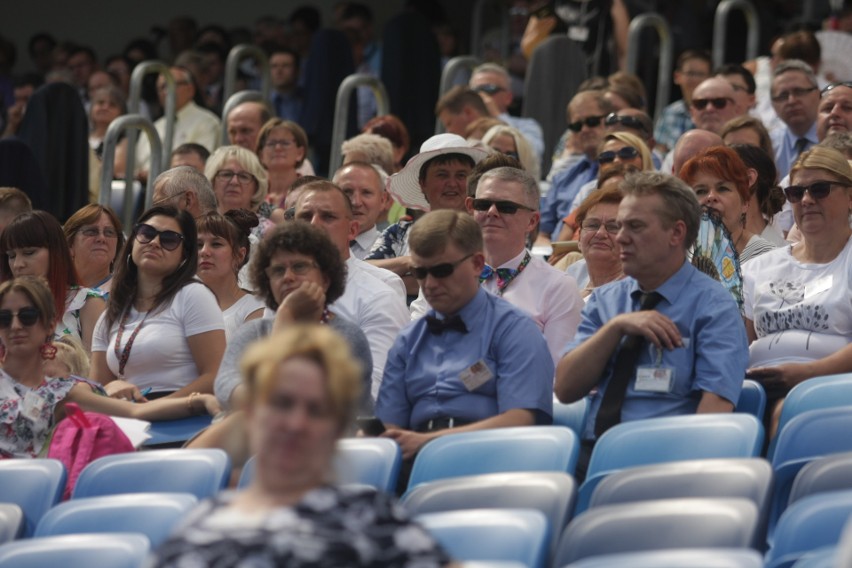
[688,77,745,136]
[151,165,217,218]
[226,99,272,151]
[376,209,554,461]
[333,161,389,259]
[556,171,747,472]
[135,66,220,177]
[770,60,821,179]
[818,82,852,140]
[469,62,544,159]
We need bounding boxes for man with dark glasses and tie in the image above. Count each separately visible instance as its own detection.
[375,210,553,468]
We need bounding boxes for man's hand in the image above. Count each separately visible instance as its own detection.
[612,311,683,350]
[274,281,326,328]
[382,428,435,460]
[747,363,813,394]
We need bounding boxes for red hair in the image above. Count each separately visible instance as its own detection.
[679,145,751,203]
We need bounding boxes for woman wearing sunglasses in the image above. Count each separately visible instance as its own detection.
[196,209,264,341]
[742,146,852,435]
[680,145,777,264]
[63,204,126,294]
[0,210,106,354]
[205,145,275,240]
[91,206,226,402]
[481,124,541,180]
[0,276,220,459]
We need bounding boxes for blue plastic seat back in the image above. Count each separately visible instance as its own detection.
[789,452,852,507]
[735,380,766,420]
[0,459,66,537]
[416,508,549,568]
[332,438,402,493]
[402,472,575,557]
[553,397,590,437]
[0,504,23,544]
[788,546,837,568]
[561,547,765,568]
[407,426,579,491]
[765,490,852,568]
[768,408,852,543]
[34,492,198,548]
[0,533,149,568]
[576,414,764,513]
[769,374,852,460]
[555,498,760,567]
[72,449,230,500]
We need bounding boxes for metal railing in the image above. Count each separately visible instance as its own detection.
[124,61,175,189]
[100,115,162,228]
[328,74,390,173]
[223,44,271,111]
[713,0,760,68]
[435,55,481,134]
[625,13,673,123]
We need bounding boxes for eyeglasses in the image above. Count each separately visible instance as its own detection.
[471,198,534,215]
[604,112,649,134]
[80,226,119,239]
[598,146,640,164]
[821,82,852,96]
[0,307,40,329]
[134,223,185,251]
[783,180,851,203]
[265,261,319,280]
[771,86,818,103]
[474,84,504,95]
[214,170,255,185]
[581,219,620,234]
[568,115,605,132]
[500,150,520,160]
[264,139,295,149]
[411,254,473,280]
[691,97,734,110]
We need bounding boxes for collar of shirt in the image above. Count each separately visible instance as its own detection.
[627,260,696,307]
[352,226,379,251]
[783,122,818,149]
[429,287,488,321]
[482,248,528,292]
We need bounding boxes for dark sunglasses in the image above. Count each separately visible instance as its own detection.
[134,223,185,251]
[598,146,640,164]
[604,112,649,134]
[568,115,605,132]
[0,307,40,329]
[691,97,733,110]
[471,198,533,215]
[411,254,473,280]
[783,180,851,203]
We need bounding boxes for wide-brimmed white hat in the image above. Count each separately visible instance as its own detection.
[387,133,487,211]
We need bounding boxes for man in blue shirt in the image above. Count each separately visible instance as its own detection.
[376,210,554,460]
[556,171,747,453]
[769,60,820,180]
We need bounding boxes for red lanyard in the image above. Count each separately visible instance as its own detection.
[113,309,148,380]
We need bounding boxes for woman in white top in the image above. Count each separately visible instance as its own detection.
[196,209,264,341]
[91,206,226,401]
[743,146,852,434]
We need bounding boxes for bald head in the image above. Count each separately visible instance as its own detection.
[689,77,743,134]
[227,101,272,150]
[672,129,723,175]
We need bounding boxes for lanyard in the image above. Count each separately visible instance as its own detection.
[113,309,148,380]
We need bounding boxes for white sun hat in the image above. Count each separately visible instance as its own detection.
[387,133,487,211]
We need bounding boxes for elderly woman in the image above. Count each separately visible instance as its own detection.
[151,326,451,567]
[63,204,125,293]
[256,118,309,208]
[205,145,273,239]
[743,146,852,435]
[482,124,541,181]
[568,184,626,299]
[680,146,776,263]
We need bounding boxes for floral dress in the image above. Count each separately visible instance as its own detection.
[149,485,452,568]
[59,286,106,343]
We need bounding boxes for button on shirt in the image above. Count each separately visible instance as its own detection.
[376,288,554,430]
[563,262,748,440]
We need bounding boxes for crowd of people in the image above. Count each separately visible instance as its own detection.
[0,0,851,565]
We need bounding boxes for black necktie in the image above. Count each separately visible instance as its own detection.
[594,291,664,437]
[795,138,809,156]
[425,314,468,335]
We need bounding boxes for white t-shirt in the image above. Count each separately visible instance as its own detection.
[92,282,225,393]
[743,236,852,366]
[222,293,265,342]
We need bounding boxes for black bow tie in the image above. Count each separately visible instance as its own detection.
[425,314,468,335]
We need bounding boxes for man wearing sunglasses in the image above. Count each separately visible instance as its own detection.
[688,77,745,136]
[770,60,821,180]
[375,210,553,463]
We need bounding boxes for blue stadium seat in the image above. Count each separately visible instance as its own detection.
[552,397,589,437]
[0,533,149,568]
[0,459,66,537]
[0,504,23,544]
[735,380,766,420]
[789,546,837,568]
[789,452,852,507]
[561,548,764,568]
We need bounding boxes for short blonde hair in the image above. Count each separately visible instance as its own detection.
[791,146,852,186]
[240,325,362,432]
[205,145,269,209]
[598,131,654,171]
[481,125,541,180]
[53,335,90,377]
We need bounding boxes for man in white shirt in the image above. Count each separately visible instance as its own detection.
[333,161,389,259]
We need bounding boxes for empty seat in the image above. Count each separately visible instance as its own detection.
[789,452,852,507]
[561,547,764,568]
[552,397,589,437]
[0,459,66,537]
[0,533,149,568]
[0,505,23,544]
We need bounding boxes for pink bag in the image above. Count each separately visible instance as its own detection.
[47,402,135,499]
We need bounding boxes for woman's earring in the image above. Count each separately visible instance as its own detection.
[40,340,57,360]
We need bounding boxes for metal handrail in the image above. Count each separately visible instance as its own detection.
[435,55,481,134]
[100,114,162,228]
[223,44,271,112]
[220,90,268,147]
[471,0,509,60]
[625,13,673,124]
[713,0,760,68]
[125,61,175,189]
[328,74,390,174]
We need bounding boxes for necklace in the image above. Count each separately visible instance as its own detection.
[113,308,149,380]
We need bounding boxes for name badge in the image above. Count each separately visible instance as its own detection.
[635,366,675,393]
[459,359,494,392]
[804,275,832,300]
[20,390,46,422]
[568,25,590,42]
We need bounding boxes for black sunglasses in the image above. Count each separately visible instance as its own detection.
[568,115,605,132]
[598,146,640,164]
[411,254,473,280]
[471,198,534,215]
[691,97,733,110]
[134,223,185,251]
[0,307,40,329]
[783,180,851,203]
[604,112,649,134]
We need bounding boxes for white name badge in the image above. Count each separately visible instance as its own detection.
[568,25,590,42]
[635,366,675,393]
[804,275,832,300]
[459,359,494,392]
